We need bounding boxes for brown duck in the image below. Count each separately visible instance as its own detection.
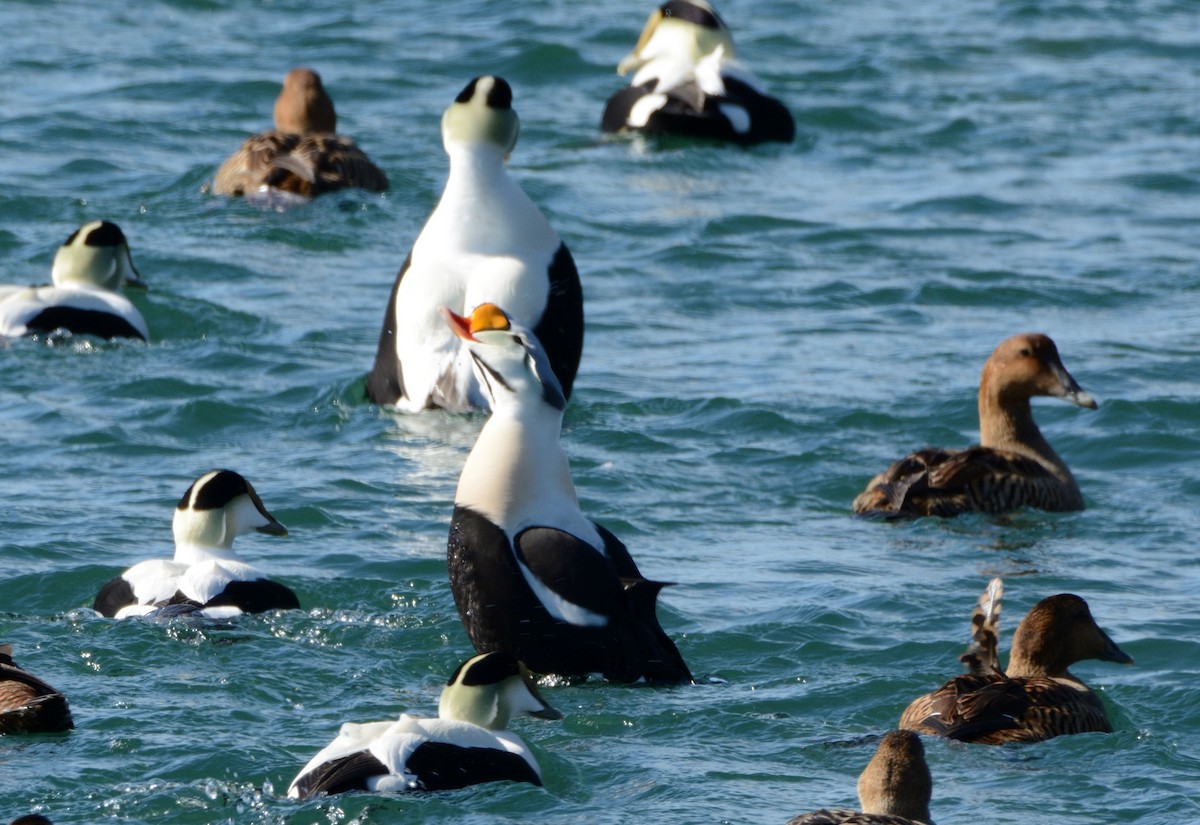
[899,579,1132,744]
[1,644,73,734]
[853,333,1097,518]
[213,67,388,200]
[786,730,933,825]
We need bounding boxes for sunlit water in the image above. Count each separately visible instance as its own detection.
[2,1,1198,823]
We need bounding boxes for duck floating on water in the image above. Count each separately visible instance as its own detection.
[0,221,147,342]
[602,1,795,145]
[853,333,1097,518]
[899,578,1133,744]
[288,651,561,798]
[213,67,388,203]
[366,76,584,412]
[93,470,298,619]
[0,645,73,735]
[786,730,933,825]
[443,304,692,684]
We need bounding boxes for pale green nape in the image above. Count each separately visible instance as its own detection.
[438,675,508,730]
[440,77,520,157]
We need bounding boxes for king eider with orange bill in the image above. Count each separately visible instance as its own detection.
[442,303,692,684]
[366,76,583,413]
[93,470,298,619]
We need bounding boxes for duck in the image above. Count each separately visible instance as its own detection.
[93,469,298,619]
[365,76,584,412]
[786,730,933,825]
[852,333,1097,518]
[602,1,795,145]
[0,645,74,735]
[288,651,561,799]
[0,220,148,342]
[899,578,1133,744]
[443,303,692,684]
[212,67,388,202]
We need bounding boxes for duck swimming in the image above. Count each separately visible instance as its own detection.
[853,333,1097,518]
[213,67,388,202]
[602,1,794,145]
[899,579,1133,744]
[786,730,933,825]
[443,304,692,684]
[366,76,584,412]
[0,220,147,342]
[0,645,73,735]
[93,470,298,619]
[288,651,561,799]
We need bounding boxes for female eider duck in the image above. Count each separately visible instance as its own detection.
[853,333,1097,518]
[443,304,692,684]
[0,221,147,342]
[213,67,388,202]
[1,645,73,735]
[899,579,1133,745]
[602,1,795,145]
[366,76,584,412]
[787,730,933,825]
[93,469,298,619]
[288,651,561,799]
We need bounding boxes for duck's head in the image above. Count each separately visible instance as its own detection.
[442,303,566,413]
[51,221,146,292]
[618,1,734,75]
[441,76,519,159]
[273,67,337,135]
[856,730,932,823]
[982,333,1097,410]
[438,651,562,730]
[172,469,287,552]
[1008,593,1133,679]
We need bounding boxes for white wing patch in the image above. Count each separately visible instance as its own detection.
[718,103,751,134]
[516,558,608,627]
[629,93,669,128]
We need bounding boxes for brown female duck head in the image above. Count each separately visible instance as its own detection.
[273,67,337,135]
[1007,593,1133,680]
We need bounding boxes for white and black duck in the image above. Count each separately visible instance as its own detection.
[93,470,297,619]
[444,303,692,684]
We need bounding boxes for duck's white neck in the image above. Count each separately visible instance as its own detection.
[171,542,242,566]
[456,402,594,541]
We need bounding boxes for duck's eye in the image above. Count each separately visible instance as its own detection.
[513,335,526,348]
[1018,348,1032,357]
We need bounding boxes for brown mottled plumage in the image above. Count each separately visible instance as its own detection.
[786,731,933,825]
[213,67,388,198]
[0,644,73,735]
[853,333,1097,518]
[899,583,1132,744]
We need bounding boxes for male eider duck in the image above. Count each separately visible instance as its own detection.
[786,730,933,825]
[444,304,692,684]
[0,645,74,735]
[0,221,147,342]
[365,76,584,412]
[602,1,795,145]
[899,579,1133,745]
[93,470,298,619]
[853,333,1097,518]
[288,651,561,799]
[213,67,388,202]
